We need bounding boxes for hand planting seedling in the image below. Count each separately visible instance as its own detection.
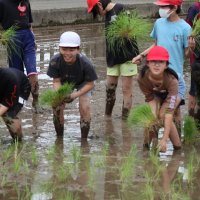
[39,83,74,108]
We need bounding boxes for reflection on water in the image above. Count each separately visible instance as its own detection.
[0,23,200,200]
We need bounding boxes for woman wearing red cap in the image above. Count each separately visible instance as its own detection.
[138,46,181,152]
[87,0,139,120]
[133,0,195,138]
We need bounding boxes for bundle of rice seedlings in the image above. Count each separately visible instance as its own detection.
[0,26,18,56]
[183,116,198,144]
[105,11,152,56]
[127,104,157,129]
[39,83,74,108]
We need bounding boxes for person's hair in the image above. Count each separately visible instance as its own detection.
[91,4,99,19]
[168,5,181,14]
[100,0,111,10]
[91,0,111,19]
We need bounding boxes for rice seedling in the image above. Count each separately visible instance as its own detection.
[31,146,39,166]
[46,145,57,161]
[148,151,164,179]
[142,172,155,200]
[105,11,152,56]
[128,104,158,129]
[93,142,109,168]
[39,83,74,108]
[70,144,81,164]
[15,185,32,200]
[186,148,200,185]
[58,191,79,200]
[0,25,19,57]
[183,116,198,144]
[119,144,137,191]
[56,164,71,183]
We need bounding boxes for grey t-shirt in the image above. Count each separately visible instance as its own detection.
[47,53,98,89]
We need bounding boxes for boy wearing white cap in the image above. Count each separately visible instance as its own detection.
[47,31,98,139]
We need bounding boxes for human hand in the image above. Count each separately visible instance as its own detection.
[132,54,142,64]
[63,94,74,103]
[157,139,167,152]
[188,36,195,51]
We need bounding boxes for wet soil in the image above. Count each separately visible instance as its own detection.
[0,23,200,200]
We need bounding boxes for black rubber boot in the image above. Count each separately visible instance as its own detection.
[105,83,117,116]
[80,119,90,139]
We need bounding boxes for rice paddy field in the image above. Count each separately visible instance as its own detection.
[0,22,200,200]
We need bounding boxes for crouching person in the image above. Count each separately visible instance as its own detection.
[137,46,181,152]
[0,68,31,141]
[47,31,98,139]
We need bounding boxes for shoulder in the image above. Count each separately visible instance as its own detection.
[50,53,61,66]
[164,68,178,82]
[78,53,94,68]
[113,3,124,14]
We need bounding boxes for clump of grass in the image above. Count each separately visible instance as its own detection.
[105,11,152,56]
[119,144,137,191]
[183,116,198,144]
[39,83,74,107]
[127,104,157,129]
[0,26,18,57]
[142,172,155,200]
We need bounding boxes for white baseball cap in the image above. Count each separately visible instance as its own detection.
[59,31,81,47]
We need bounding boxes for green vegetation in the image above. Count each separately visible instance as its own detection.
[39,83,74,107]
[105,11,152,56]
[183,116,198,144]
[0,26,18,57]
[128,104,157,129]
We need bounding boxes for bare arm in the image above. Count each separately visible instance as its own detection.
[53,78,62,90]
[132,42,156,64]
[71,82,95,100]
[0,104,9,116]
[185,36,195,58]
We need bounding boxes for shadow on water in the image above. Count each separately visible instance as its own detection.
[0,23,200,199]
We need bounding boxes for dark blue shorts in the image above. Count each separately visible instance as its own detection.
[8,29,37,76]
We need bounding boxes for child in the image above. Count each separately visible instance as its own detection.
[0,0,41,113]
[0,68,31,141]
[87,0,139,119]
[132,0,194,137]
[47,31,98,139]
[138,46,181,152]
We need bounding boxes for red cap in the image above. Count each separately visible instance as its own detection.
[147,46,169,61]
[154,0,183,6]
[87,0,99,13]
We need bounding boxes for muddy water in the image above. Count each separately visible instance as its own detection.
[0,23,200,200]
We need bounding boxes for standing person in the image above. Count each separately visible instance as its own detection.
[47,31,98,139]
[0,67,31,141]
[132,0,194,137]
[0,0,41,113]
[87,0,139,119]
[186,1,200,116]
[138,46,181,152]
